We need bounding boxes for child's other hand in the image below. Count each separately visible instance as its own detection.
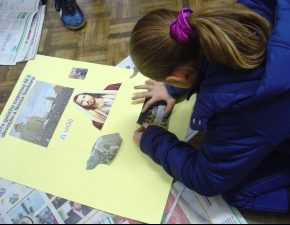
[133,79,176,115]
[133,123,149,147]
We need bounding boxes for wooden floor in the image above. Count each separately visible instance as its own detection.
[0,0,289,223]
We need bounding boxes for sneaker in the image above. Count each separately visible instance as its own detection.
[55,0,86,30]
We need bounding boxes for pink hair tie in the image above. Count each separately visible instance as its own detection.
[170,7,196,43]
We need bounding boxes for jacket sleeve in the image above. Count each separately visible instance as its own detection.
[140,113,276,197]
[165,84,188,99]
[237,0,276,24]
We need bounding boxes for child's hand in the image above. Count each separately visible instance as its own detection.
[132,79,176,116]
[133,123,149,147]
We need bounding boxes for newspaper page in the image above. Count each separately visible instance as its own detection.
[23,4,45,61]
[162,182,209,224]
[0,179,247,224]
[0,0,44,65]
[0,179,142,224]
[162,182,247,224]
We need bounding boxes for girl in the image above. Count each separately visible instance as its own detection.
[131,1,290,213]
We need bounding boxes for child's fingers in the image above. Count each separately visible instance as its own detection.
[164,100,176,115]
[141,98,156,113]
[135,125,146,133]
[132,92,152,100]
[143,123,150,129]
[134,84,154,91]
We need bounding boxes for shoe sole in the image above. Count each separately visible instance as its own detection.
[66,18,87,31]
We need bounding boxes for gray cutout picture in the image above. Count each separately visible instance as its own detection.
[86,133,122,170]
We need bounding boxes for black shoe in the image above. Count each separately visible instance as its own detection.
[55,0,86,30]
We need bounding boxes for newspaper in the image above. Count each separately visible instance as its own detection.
[0,179,143,224]
[0,56,247,224]
[0,179,247,224]
[0,0,46,65]
[162,182,247,224]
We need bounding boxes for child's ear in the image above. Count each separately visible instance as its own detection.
[166,69,189,83]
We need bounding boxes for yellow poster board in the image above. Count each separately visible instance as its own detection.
[0,55,195,224]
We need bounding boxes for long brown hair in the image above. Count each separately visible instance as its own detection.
[130,3,272,81]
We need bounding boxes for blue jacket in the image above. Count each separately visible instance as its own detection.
[140,0,290,197]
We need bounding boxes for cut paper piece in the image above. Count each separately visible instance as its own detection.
[0,75,35,139]
[130,66,139,79]
[9,81,74,148]
[137,98,172,130]
[73,90,117,131]
[86,133,122,170]
[68,67,88,80]
[73,83,122,131]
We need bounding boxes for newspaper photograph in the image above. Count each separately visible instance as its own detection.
[0,75,35,139]
[118,56,198,141]
[9,80,74,147]
[137,98,171,130]
[86,133,122,170]
[68,67,88,80]
[72,90,118,131]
